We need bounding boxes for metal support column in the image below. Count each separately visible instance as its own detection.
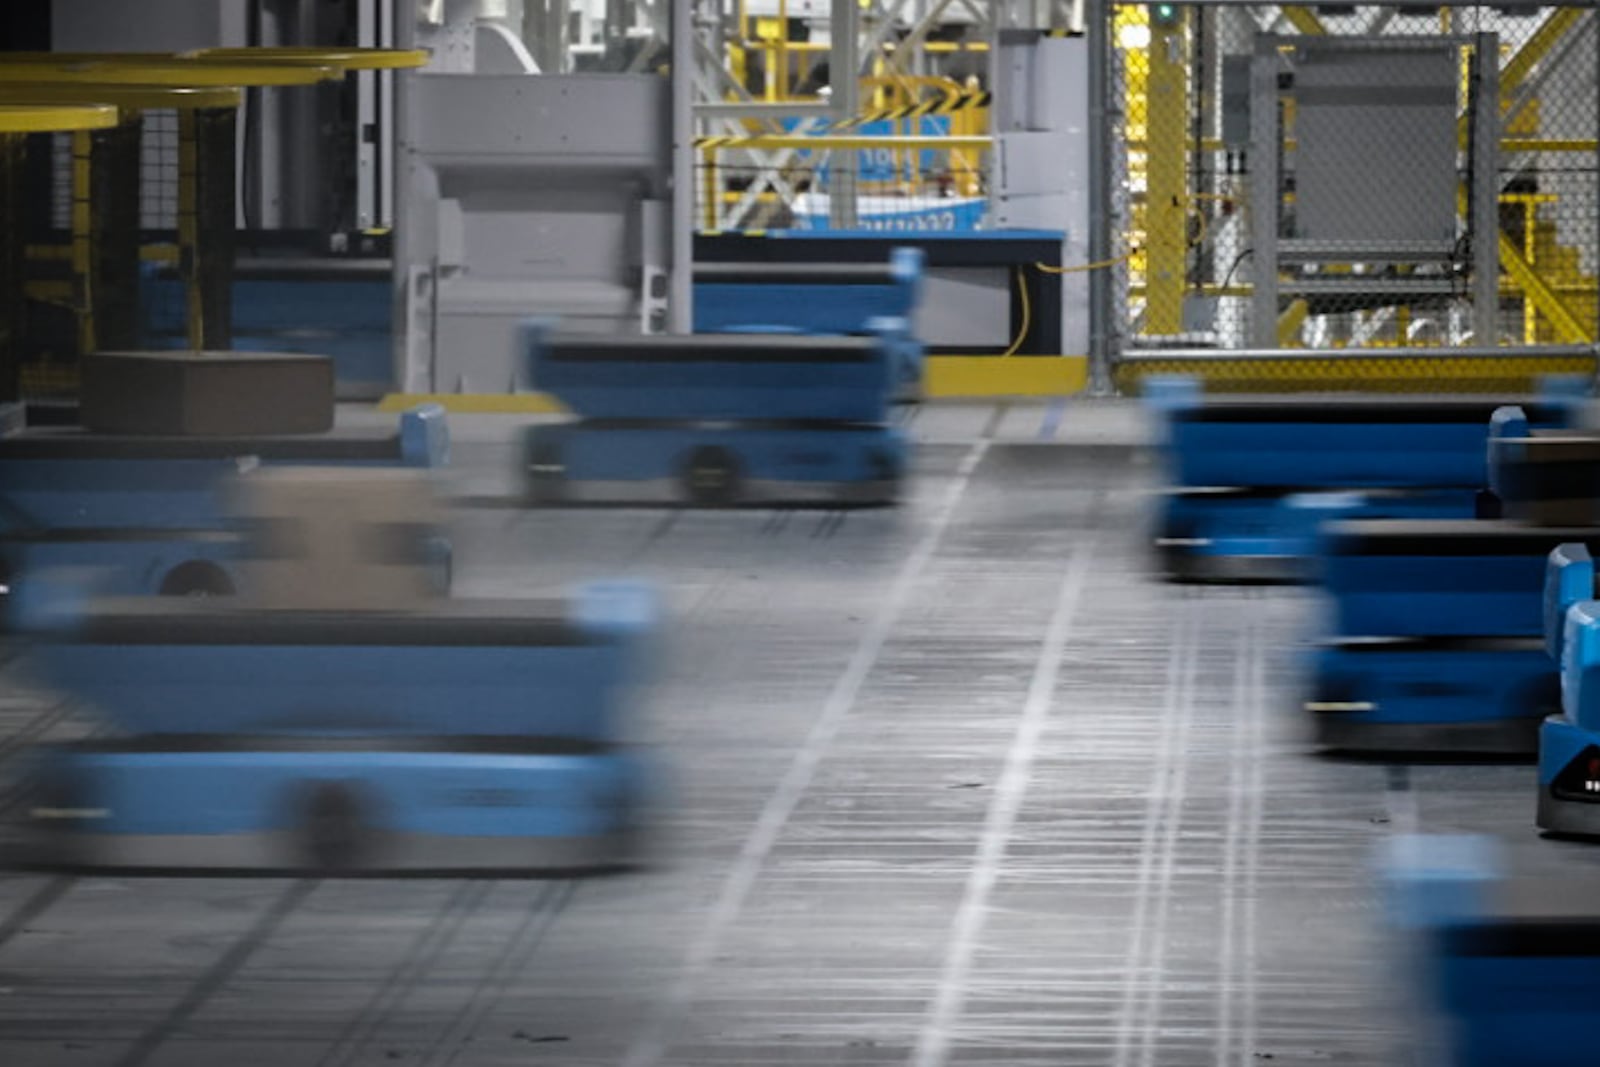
[827,0,859,231]
[1249,35,1280,349]
[526,0,572,75]
[1086,0,1113,393]
[392,3,417,390]
[1145,7,1188,336]
[670,0,695,332]
[1470,31,1500,345]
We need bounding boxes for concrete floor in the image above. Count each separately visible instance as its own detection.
[0,398,1596,1066]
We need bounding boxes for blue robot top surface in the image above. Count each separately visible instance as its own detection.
[0,405,449,532]
[524,324,898,424]
[1145,376,1584,490]
[14,581,655,742]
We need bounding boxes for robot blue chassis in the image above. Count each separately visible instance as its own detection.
[13,586,652,874]
[1146,379,1582,582]
[1382,834,1600,1067]
[1309,638,1555,754]
[24,744,640,873]
[1308,521,1600,755]
[1537,545,1600,835]
[1155,487,1480,583]
[523,328,912,507]
[524,421,908,506]
[0,404,449,598]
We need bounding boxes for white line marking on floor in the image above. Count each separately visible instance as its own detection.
[1237,618,1264,1065]
[1112,607,1198,1067]
[1135,602,1200,1067]
[621,440,990,1067]
[910,539,1095,1067]
[1215,624,1248,1067]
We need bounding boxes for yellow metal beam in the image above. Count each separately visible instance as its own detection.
[0,61,335,87]
[0,83,240,111]
[1454,182,1592,345]
[69,128,94,354]
[0,102,115,133]
[0,48,425,72]
[1503,138,1598,153]
[188,47,429,71]
[1497,228,1591,344]
[1501,8,1583,96]
[1144,18,1187,336]
[695,134,990,151]
[1281,7,1327,35]
[1276,299,1309,346]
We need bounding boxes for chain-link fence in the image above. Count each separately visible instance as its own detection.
[48,111,182,235]
[1107,3,1598,387]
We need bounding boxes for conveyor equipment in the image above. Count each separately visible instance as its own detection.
[1380,833,1600,1067]
[0,403,449,600]
[521,323,910,506]
[1147,376,1585,582]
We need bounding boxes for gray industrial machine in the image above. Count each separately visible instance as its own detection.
[396,1,674,394]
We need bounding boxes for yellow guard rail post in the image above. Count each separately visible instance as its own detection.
[0,104,116,405]
[2,84,243,356]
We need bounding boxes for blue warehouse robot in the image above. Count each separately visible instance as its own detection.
[10,467,654,875]
[521,323,912,507]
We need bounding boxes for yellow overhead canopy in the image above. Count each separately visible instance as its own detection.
[0,60,336,87]
[0,48,429,73]
[0,83,242,111]
[0,102,118,133]
[190,47,431,71]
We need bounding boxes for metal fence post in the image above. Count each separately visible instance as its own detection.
[1471,31,1500,345]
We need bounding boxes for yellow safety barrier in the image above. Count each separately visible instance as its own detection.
[694,133,990,151]
[379,356,1091,412]
[696,88,991,148]
[1115,353,1598,395]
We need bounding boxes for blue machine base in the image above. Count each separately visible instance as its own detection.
[524,421,907,507]
[1155,488,1481,584]
[21,742,643,874]
[1309,640,1555,754]
[1536,716,1600,835]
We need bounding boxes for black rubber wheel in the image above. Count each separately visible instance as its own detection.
[298,782,370,874]
[867,447,902,487]
[158,561,235,598]
[525,439,567,506]
[682,446,743,507]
